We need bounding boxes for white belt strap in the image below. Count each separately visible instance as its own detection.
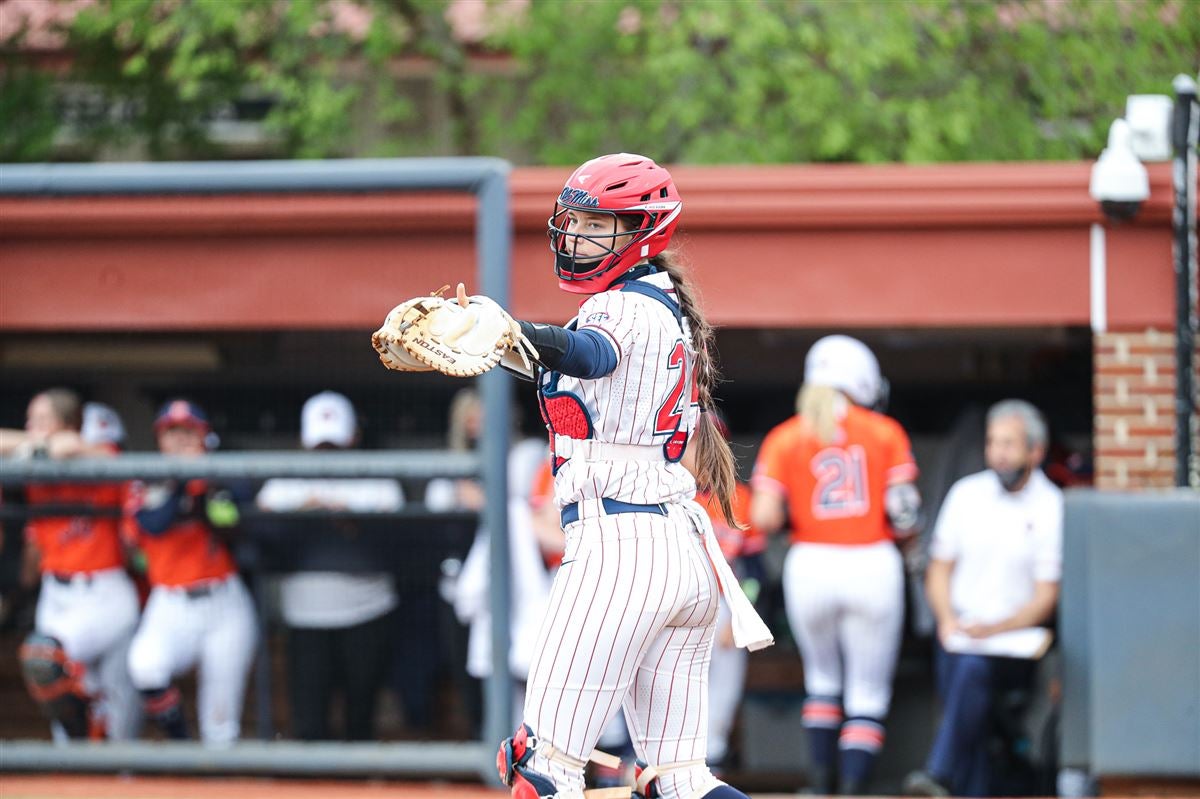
[555,435,663,462]
[682,501,775,652]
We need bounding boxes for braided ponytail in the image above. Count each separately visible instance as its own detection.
[651,252,742,528]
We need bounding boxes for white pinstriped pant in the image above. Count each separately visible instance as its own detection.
[524,503,720,798]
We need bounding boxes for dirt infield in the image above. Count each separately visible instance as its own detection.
[0,775,502,799]
[0,774,811,799]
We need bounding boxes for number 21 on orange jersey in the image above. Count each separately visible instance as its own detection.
[811,445,869,519]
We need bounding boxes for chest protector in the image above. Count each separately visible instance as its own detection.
[537,274,691,471]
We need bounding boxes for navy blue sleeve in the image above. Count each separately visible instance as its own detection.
[562,328,619,379]
[134,482,187,536]
[517,322,619,379]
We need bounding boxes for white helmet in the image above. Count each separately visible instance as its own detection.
[81,402,126,446]
[804,335,886,409]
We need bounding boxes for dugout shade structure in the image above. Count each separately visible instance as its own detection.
[1,155,1197,789]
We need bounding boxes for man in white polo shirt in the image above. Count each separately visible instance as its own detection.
[905,399,1063,798]
[256,391,403,741]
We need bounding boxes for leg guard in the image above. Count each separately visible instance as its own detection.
[633,761,659,799]
[634,758,724,799]
[497,723,561,799]
[498,723,637,799]
[19,633,90,739]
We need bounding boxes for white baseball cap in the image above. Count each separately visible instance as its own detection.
[301,391,357,449]
[81,402,126,446]
[804,335,884,408]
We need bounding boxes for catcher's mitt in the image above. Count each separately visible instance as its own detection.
[371,296,437,373]
[371,284,539,379]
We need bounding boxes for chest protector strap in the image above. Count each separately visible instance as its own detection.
[536,326,594,473]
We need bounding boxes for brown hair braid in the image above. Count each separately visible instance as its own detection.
[651,252,742,528]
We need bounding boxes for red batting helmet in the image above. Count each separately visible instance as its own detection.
[153,399,210,434]
[548,153,683,294]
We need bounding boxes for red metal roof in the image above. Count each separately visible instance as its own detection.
[0,161,1184,331]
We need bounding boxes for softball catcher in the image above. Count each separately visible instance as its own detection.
[373,154,772,799]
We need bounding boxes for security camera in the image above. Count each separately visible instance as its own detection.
[1125,94,1173,161]
[1089,118,1149,221]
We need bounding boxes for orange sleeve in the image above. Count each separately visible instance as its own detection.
[529,461,554,509]
[883,418,919,485]
[733,482,767,556]
[751,421,793,495]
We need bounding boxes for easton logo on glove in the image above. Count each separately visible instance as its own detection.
[371,284,539,379]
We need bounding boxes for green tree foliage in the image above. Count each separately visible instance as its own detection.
[0,63,59,163]
[26,0,361,160]
[0,17,64,162]
[475,0,1200,164]
[1,0,1196,163]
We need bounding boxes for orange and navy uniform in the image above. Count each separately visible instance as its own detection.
[752,404,917,546]
[25,444,126,576]
[694,481,762,563]
[123,480,238,588]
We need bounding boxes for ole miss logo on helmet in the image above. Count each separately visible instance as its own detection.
[559,187,600,208]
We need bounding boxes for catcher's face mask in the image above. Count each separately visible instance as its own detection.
[550,208,637,270]
[547,153,683,294]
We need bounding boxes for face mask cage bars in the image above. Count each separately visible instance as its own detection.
[548,205,654,280]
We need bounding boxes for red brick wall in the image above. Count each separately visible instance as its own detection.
[1094,329,1199,490]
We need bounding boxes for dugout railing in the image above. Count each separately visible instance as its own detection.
[0,158,518,781]
[0,450,496,779]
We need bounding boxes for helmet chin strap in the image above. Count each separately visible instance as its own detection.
[618,263,658,281]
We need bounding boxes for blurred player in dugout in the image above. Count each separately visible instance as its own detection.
[256,391,403,741]
[751,336,921,795]
[123,399,257,745]
[0,389,141,742]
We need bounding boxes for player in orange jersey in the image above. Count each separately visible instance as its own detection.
[0,388,141,741]
[124,399,257,745]
[751,336,921,795]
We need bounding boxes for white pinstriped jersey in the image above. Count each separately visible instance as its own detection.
[523,268,773,798]
[548,271,700,509]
